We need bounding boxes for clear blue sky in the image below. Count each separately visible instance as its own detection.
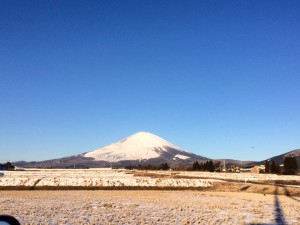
[1,1,300,162]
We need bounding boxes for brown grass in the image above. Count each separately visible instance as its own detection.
[0,190,299,224]
[210,182,300,196]
[1,182,299,196]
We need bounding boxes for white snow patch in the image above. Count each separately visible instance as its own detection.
[84,132,188,162]
[174,154,190,160]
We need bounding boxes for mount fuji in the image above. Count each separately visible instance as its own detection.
[15,132,210,168]
[85,132,193,162]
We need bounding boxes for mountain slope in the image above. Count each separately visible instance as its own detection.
[84,132,189,162]
[15,132,209,168]
[259,149,300,165]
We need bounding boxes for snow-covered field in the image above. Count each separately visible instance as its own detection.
[0,169,222,188]
[0,168,299,188]
[0,190,299,224]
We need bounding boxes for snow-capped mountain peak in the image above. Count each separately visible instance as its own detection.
[84,131,188,162]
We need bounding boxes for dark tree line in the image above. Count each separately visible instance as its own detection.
[190,160,220,172]
[125,163,170,171]
[265,156,298,175]
[0,162,15,170]
[264,160,280,174]
[284,156,298,175]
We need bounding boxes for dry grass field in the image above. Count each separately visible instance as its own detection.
[0,190,299,224]
[1,169,299,224]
